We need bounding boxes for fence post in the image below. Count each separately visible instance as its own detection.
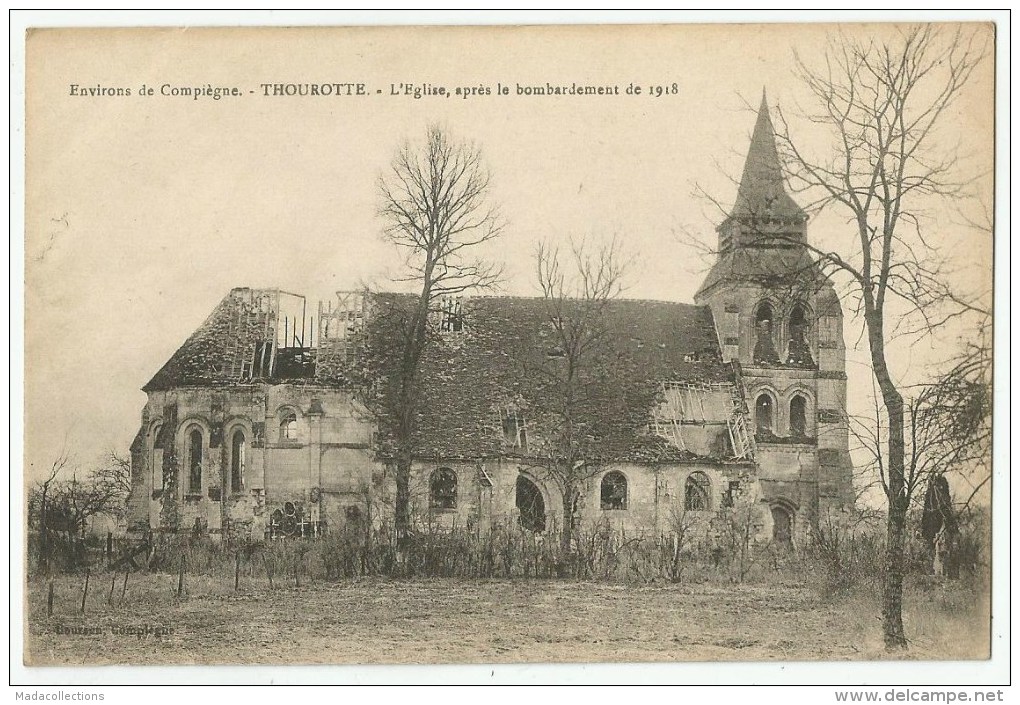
[80,569,90,614]
[121,570,129,600]
[108,572,116,606]
[234,552,241,592]
[47,580,54,617]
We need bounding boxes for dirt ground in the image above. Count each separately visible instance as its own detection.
[24,575,989,665]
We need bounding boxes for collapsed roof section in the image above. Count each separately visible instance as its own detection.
[143,288,314,392]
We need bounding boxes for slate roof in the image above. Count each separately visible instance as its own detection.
[144,290,321,392]
[144,292,242,392]
[695,92,822,299]
[144,291,739,463]
[727,91,806,223]
[375,295,733,462]
[695,244,821,299]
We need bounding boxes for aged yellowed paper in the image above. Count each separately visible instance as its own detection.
[22,22,997,675]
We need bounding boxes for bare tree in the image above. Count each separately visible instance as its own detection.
[375,124,504,553]
[911,319,991,575]
[767,25,989,648]
[29,449,71,572]
[853,325,991,582]
[522,236,630,555]
[29,452,131,571]
[662,502,702,583]
[56,458,132,534]
[719,500,762,584]
[91,451,133,518]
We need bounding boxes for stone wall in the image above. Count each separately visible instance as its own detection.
[127,380,830,546]
[127,384,371,540]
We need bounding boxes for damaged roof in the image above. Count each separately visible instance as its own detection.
[144,291,738,463]
[144,291,243,392]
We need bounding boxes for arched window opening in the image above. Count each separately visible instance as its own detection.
[772,505,794,547]
[684,471,711,511]
[787,304,814,366]
[790,395,808,438]
[755,393,774,437]
[600,471,628,510]
[753,302,780,364]
[230,429,245,492]
[430,468,458,511]
[516,476,546,532]
[280,412,298,441]
[187,427,203,494]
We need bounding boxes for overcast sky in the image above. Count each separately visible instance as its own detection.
[23,23,994,480]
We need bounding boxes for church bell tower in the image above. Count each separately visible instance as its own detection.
[694,90,855,539]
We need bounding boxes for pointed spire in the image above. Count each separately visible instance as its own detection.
[730,88,805,222]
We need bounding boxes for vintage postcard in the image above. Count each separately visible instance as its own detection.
[18,18,1002,684]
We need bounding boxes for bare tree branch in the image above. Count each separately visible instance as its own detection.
[366,125,506,551]
[771,25,990,650]
[519,235,632,553]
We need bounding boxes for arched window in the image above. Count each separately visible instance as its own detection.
[772,505,794,547]
[787,304,814,366]
[755,393,774,437]
[187,427,203,494]
[753,302,780,364]
[685,471,711,511]
[280,412,298,441]
[600,471,628,510]
[230,429,245,492]
[516,475,546,532]
[790,394,808,438]
[429,467,457,510]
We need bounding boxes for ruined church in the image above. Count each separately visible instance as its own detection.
[127,96,855,545]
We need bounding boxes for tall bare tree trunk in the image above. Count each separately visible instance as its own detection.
[560,484,574,555]
[39,488,49,573]
[392,285,432,567]
[376,125,503,573]
[867,310,908,650]
[394,450,412,561]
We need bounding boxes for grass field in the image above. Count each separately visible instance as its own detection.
[24,572,989,665]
